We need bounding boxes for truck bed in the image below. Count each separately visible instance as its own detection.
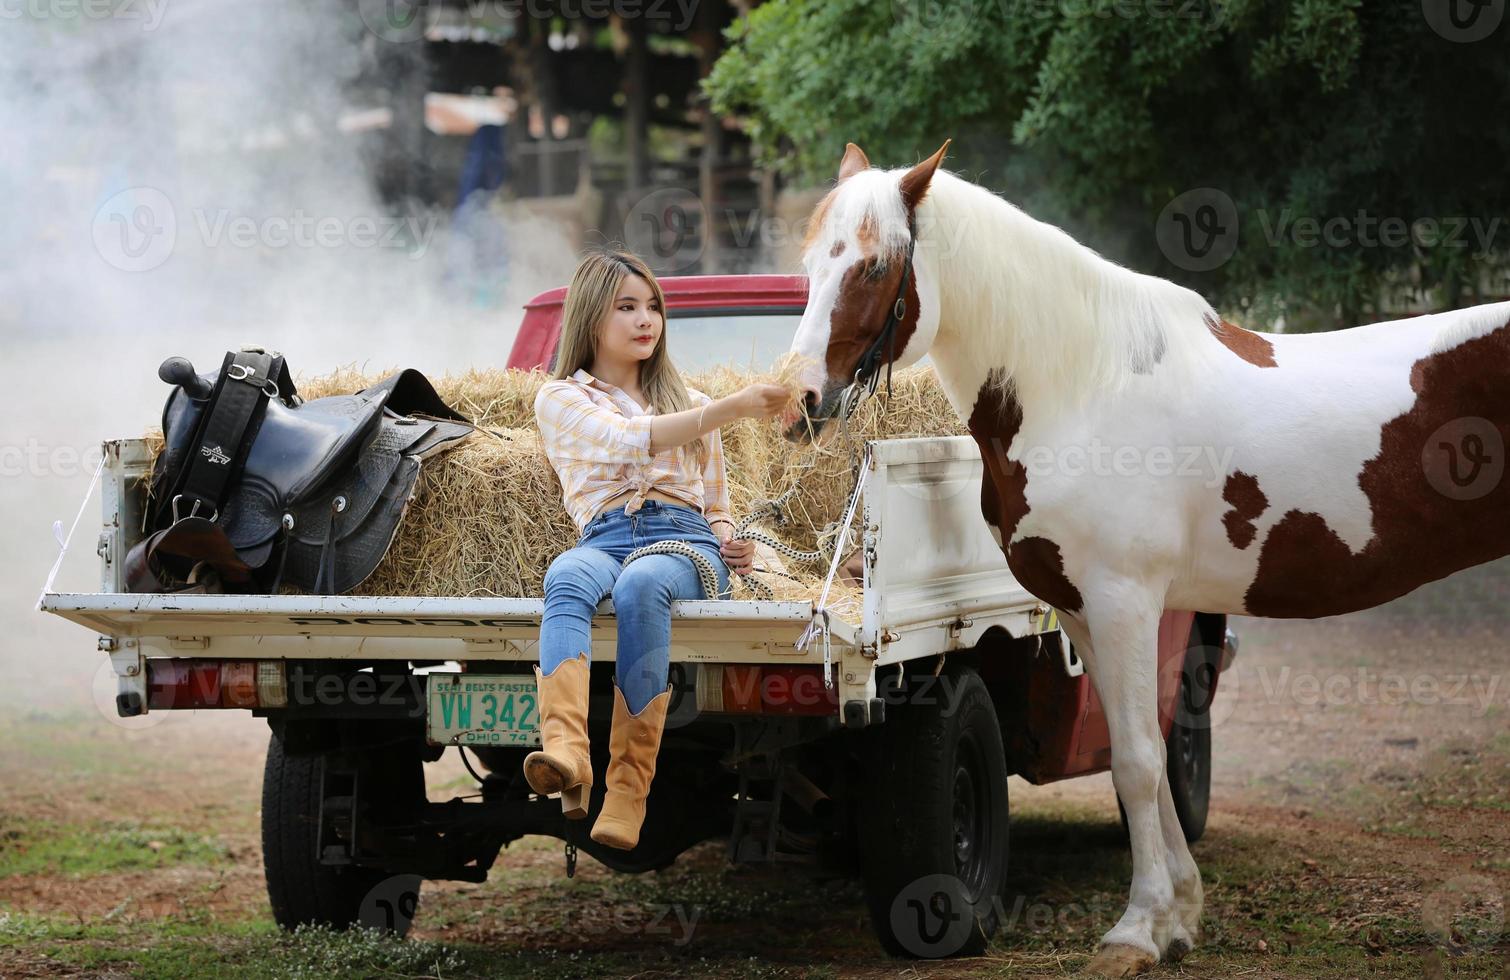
[41,434,1062,718]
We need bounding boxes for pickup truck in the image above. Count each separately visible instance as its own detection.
[39,273,1238,958]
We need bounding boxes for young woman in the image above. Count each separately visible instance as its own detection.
[526,249,790,851]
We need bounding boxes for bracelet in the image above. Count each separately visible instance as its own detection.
[698,403,708,432]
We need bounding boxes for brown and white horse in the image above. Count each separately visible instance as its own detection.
[781,140,1510,975]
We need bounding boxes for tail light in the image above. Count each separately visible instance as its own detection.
[696,665,839,716]
[146,659,287,710]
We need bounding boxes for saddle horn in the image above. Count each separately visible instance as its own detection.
[158,356,214,400]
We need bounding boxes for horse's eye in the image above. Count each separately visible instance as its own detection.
[863,261,886,282]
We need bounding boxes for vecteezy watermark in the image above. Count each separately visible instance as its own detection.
[888,874,983,957]
[1253,209,1503,256]
[1251,665,1503,717]
[987,437,1238,489]
[192,208,437,257]
[550,901,702,945]
[623,188,978,276]
[284,669,428,716]
[1421,417,1505,502]
[1158,193,1507,271]
[1422,0,1505,42]
[889,875,1191,957]
[92,188,438,272]
[359,875,425,933]
[93,187,177,273]
[1157,187,1239,273]
[892,0,1226,39]
[623,187,709,276]
[0,0,168,29]
[1,440,105,479]
[93,656,178,731]
[358,0,699,42]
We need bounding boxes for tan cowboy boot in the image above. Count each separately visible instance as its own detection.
[589,684,671,850]
[522,652,593,819]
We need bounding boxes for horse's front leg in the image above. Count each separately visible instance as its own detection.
[1064,583,1191,977]
[1157,755,1203,955]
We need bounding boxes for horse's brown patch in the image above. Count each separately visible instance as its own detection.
[1008,537,1085,612]
[829,241,846,258]
[1208,315,1277,368]
[1244,317,1510,617]
[967,371,1085,613]
[1221,471,1268,549]
[822,251,920,382]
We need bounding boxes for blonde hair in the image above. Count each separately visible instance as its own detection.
[551,249,709,468]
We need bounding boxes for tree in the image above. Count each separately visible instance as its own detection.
[706,0,1510,328]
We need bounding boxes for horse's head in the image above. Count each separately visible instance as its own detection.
[781,139,951,444]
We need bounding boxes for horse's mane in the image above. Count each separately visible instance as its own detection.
[810,167,1220,416]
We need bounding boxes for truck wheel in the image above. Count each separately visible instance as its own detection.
[261,731,423,935]
[1166,635,1216,843]
[858,667,1010,958]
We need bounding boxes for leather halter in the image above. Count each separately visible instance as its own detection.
[838,215,917,419]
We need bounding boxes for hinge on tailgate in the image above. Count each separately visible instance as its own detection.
[101,636,141,676]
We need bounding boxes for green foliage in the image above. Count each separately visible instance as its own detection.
[706,0,1510,326]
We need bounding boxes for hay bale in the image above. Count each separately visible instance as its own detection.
[141,363,970,621]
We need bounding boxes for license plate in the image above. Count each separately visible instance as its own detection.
[426,673,541,747]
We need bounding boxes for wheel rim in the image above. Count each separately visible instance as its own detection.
[951,732,992,896]
[1176,661,1213,792]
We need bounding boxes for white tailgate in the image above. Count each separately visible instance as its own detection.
[38,592,848,664]
[861,437,1044,665]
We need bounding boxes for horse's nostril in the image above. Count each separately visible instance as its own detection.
[803,389,820,411]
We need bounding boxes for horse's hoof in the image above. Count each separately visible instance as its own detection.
[1084,943,1158,978]
[1164,936,1192,963]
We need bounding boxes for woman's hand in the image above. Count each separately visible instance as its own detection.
[735,383,793,421]
[718,528,757,575]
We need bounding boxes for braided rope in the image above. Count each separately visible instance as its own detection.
[619,539,734,599]
[619,389,878,607]
[620,484,856,602]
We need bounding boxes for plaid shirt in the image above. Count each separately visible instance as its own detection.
[535,368,735,534]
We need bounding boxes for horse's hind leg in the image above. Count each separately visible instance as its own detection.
[1066,585,1183,977]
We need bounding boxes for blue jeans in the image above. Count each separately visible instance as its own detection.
[539,499,732,714]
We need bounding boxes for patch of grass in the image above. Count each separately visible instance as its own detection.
[0,909,852,979]
[0,815,228,878]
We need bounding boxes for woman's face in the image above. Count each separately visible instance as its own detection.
[595,273,664,366]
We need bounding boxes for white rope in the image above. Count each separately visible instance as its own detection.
[796,443,871,690]
[37,452,106,610]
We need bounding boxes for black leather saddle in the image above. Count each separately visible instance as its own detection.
[126,348,475,595]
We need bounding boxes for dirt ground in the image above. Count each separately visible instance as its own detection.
[3,561,1507,978]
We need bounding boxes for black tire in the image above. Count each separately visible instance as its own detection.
[858,667,1010,958]
[1166,637,1216,843]
[261,731,424,935]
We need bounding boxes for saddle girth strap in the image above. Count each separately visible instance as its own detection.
[173,350,276,523]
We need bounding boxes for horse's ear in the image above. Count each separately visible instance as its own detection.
[838,143,871,182]
[900,139,951,214]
